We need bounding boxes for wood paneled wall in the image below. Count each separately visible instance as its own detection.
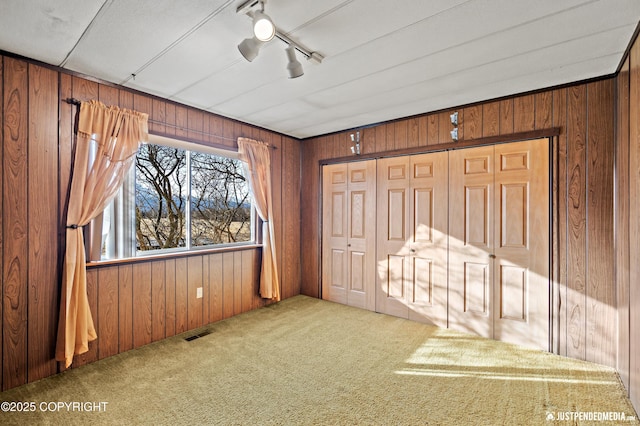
[0,54,300,391]
[75,250,261,367]
[617,32,640,410]
[301,82,617,368]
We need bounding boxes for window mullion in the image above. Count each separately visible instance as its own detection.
[186,150,192,250]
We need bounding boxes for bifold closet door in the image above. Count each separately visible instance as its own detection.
[448,139,550,351]
[322,161,376,311]
[376,152,448,327]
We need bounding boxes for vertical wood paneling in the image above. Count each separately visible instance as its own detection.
[616,57,631,391]
[132,263,152,348]
[151,99,166,134]
[385,122,395,151]
[3,57,28,390]
[164,102,176,137]
[407,117,420,148]
[187,256,203,329]
[482,101,500,137]
[361,127,375,155]
[282,137,301,299]
[566,84,587,361]
[209,254,223,322]
[375,125,386,152]
[395,120,408,150]
[223,252,234,318]
[513,95,535,132]
[329,134,341,156]
[464,105,482,140]
[164,259,176,337]
[187,108,204,143]
[133,94,152,117]
[119,89,133,110]
[175,258,188,333]
[427,114,439,144]
[151,261,166,342]
[27,64,58,382]
[499,99,514,134]
[241,250,253,312]
[201,253,209,326]
[58,74,72,319]
[300,139,320,297]
[586,80,615,367]
[98,84,119,107]
[438,111,452,143]
[97,267,119,360]
[175,105,188,139]
[118,265,133,352]
[535,91,553,129]
[553,88,568,356]
[0,56,4,390]
[234,251,243,314]
[629,38,640,409]
[209,115,224,147]
[417,116,428,147]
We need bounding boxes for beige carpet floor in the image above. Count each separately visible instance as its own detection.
[0,295,636,425]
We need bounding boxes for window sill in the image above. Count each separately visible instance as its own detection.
[86,243,262,269]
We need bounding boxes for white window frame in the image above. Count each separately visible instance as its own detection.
[100,134,255,261]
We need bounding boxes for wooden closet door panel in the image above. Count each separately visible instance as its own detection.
[376,156,411,318]
[322,164,348,304]
[408,152,448,327]
[346,161,377,311]
[449,146,495,338]
[493,139,550,351]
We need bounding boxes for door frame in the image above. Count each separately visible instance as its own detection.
[318,131,560,354]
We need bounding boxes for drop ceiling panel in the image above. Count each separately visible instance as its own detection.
[0,0,638,139]
[0,0,104,65]
[62,0,228,84]
[124,5,245,98]
[211,0,599,121]
[254,18,635,132]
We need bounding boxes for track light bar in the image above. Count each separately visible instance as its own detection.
[236,0,324,68]
[275,31,323,64]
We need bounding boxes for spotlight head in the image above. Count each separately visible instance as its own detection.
[253,10,275,41]
[238,37,263,62]
[450,128,459,141]
[450,111,458,126]
[285,45,304,79]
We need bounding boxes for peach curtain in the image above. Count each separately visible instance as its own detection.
[237,138,280,301]
[56,100,148,367]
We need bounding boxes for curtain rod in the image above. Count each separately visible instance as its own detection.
[63,98,276,149]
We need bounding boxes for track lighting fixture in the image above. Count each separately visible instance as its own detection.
[236,0,324,77]
[252,7,275,42]
[238,36,264,62]
[285,45,304,79]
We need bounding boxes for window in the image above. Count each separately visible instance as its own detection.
[99,136,253,260]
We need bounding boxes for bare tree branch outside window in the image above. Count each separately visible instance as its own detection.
[135,144,251,252]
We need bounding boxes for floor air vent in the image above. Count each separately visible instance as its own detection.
[184,330,212,341]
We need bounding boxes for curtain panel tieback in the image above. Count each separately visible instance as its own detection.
[55,99,148,368]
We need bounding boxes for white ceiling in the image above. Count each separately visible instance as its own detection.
[1,0,638,138]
